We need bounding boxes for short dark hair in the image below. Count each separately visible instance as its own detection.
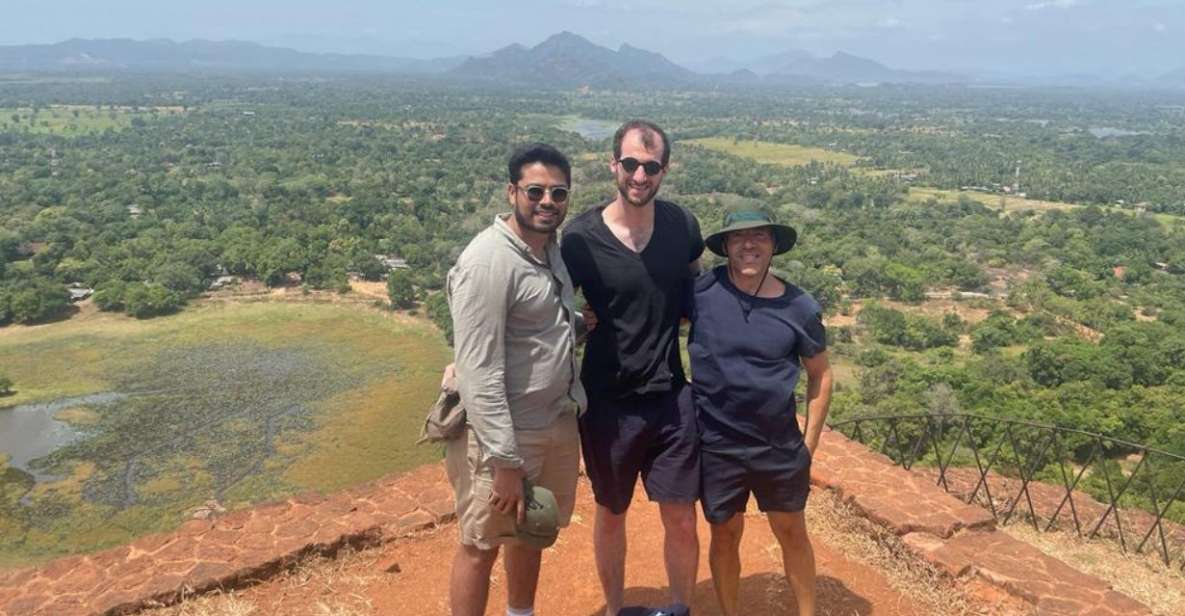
[508,143,572,186]
[613,120,670,167]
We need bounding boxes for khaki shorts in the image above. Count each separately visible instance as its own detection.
[446,412,580,550]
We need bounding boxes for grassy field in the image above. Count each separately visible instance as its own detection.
[0,105,185,135]
[907,186,1184,227]
[906,186,1077,214]
[0,300,451,567]
[683,137,861,167]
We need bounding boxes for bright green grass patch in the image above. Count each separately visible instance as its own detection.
[0,300,450,567]
[684,137,861,167]
[0,105,185,135]
[906,186,1184,227]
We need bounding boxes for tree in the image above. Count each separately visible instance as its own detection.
[122,283,183,319]
[0,374,12,395]
[425,291,453,345]
[92,281,128,312]
[386,269,417,309]
[6,279,69,324]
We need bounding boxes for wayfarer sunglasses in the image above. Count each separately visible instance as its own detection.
[617,157,664,176]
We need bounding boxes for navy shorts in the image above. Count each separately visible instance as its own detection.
[700,443,811,524]
[579,384,700,514]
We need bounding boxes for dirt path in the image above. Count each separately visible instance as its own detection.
[213,479,925,616]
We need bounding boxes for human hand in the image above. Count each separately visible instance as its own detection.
[805,435,820,457]
[491,466,526,523]
[440,363,457,392]
[581,303,597,331]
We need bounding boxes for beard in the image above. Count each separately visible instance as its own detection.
[617,176,660,208]
[513,203,563,234]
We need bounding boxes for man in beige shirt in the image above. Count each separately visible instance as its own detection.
[446,143,587,616]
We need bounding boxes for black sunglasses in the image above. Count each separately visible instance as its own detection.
[617,157,664,176]
[518,184,570,203]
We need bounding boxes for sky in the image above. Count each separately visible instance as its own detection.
[3,0,1184,76]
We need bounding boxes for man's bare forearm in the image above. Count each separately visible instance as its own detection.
[803,367,833,453]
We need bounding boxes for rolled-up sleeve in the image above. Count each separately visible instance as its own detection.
[448,261,522,469]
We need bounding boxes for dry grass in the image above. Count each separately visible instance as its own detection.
[148,546,382,616]
[1000,522,1185,616]
[806,490,984,616]
[149,593,259,616]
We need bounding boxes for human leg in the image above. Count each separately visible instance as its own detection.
[768,511,816,616]
[657,501,699,607]
[643,386,701,607]
[504,542,543,612]
[594,504,628,616]
[708,513,745,616]
[450,543,500,616]
[580,396,652,616]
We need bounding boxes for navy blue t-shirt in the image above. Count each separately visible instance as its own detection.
[688,266,826,453]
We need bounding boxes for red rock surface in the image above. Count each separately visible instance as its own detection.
[0,430,1156,616]
[917,466,1185,555]
[816,430,1153,616]
[0,464,453,616]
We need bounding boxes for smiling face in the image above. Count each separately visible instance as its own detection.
[611,128,666,208]
[507,161,569,238]
[724,227,775,278]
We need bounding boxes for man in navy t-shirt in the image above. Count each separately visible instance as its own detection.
[688,210,833,616]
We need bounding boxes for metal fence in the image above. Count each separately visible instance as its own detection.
[830,413,1185,569]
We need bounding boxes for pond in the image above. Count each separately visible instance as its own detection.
[559,116,619,141]
[0,392,126,481]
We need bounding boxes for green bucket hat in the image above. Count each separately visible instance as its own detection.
[705,210,797,257]
[516,480,559,549]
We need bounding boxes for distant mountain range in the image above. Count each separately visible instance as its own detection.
[450,32,697,87]
[0,38,465,74]
[1,33,1181,89]
[693,49,960,84]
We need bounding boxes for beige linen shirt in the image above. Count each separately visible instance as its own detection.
[446,214,587,469]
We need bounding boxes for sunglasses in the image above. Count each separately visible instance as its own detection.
[518,184,570,203]
[617,157,664,176]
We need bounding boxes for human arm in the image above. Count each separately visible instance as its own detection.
[801,350,834,455]
[450,262,520,468]
[449,262,527,518]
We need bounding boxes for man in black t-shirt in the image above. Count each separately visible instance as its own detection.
[561,120,702,616]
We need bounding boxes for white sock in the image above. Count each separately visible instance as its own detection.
[507,607,535,616]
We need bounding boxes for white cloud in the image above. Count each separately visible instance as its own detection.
[1025,0,1079,11]
[881,17,904,28]
[1154,23,1167,33]
[720,5,808,35]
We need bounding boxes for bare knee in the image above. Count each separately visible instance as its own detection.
[456,543,500,571]
[710,514,744,548]
[768,512,809,547]
[660,503,698,539]
[596,505,628,535]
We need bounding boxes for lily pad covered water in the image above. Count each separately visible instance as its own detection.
[0,301,451,566]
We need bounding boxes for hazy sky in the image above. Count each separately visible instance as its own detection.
[4,0,1184,75]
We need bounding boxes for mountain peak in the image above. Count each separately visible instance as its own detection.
[451,31,694,88]
[536,31,596,49]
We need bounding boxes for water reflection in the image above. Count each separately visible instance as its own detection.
[559,117,618,141]
[0,393,126,481]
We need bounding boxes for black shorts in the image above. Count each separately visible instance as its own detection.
[700,443,811,525]
[578,384,700,514]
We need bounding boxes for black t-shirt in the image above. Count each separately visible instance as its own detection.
[688,267,826,453]
[561,200,704,399]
